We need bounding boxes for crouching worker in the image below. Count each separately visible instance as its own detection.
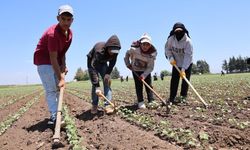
[124,33,157,109]
[87,35,121,114]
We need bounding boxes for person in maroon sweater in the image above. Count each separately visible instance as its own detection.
[34,5,74,125]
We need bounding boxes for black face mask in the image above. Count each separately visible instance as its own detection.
[175,31,185,41]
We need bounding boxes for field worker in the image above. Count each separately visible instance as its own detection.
[165,22,193,104]
[87,35,121,114]
[34,5,74,125]
[124,33,157,109]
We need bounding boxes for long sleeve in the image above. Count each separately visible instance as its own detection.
[165,38,173,60]
[106,56,117,75]
[87,47,95,68]
[182,41,193,70]
[142,58,154,78]
[124,48,132,67]
[142,51,157,78]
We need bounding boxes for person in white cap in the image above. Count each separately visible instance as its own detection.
[165,22,193,105]
[34,4,74,125]
[124,33,157,109]
[87,35,121,114]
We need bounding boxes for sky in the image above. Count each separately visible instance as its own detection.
[0,0,250,85]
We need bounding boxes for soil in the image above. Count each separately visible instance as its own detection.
[0,88,249,150]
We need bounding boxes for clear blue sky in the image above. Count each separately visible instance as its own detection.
[1,0,249,85]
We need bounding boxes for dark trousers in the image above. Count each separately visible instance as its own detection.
[169,64,192,101]
[132,71,154,103]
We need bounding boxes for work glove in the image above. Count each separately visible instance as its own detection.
[95,87,102,96]
[169,57,176,66]
[104,74,111,84]
[180,68,186,79]
[139,74,145,80]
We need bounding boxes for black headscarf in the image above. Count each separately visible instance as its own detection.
[168,22,190,40]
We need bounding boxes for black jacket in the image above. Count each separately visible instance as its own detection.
[87,35,121,74]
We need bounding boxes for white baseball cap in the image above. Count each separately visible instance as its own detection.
[58,5,74,16]
[140,33,152,44]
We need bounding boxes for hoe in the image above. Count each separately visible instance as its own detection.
[52,85,65,146]
[96,79,117,112]
[132,71,171,113]
[173,64,208,108]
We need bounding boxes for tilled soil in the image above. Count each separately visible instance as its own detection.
[0,92,40,122]
[0,93,181,150]
[0,87,249,150]
[0,96,70,150]
[64,93,181,150]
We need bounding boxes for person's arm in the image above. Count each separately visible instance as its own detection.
[124,48,133,69]
[182,41,193,70]
[142,52,157,79]
[165,38,173,60]
[49,51,65,87]
[87,47,95,69]
[61,55,68,74]
[106,56,117,75]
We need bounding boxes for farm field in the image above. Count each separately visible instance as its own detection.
[0,73,249,150]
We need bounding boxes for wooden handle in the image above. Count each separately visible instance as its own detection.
[141,79,166,105]
[99,93,115,108]
[53,86,64,142]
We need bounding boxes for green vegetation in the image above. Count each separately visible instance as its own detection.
[63,106,85,150]
[0,92,42,135]
[67,73,250,149]
[0,85,42,103]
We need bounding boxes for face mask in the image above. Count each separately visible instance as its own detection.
[175,31,185,41]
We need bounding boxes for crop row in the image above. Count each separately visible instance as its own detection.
[0,92,43,135]
[62,105,85,150]
[117,107,206,149]
[0,89,42,110]
[66,88,205,149]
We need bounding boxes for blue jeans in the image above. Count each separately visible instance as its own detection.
[37,65,59,117]
[88,64,112,106]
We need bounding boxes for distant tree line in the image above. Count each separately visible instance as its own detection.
[222,56,250,73]
[160,60,210,76]
[74,59,212,82]
[74,68,89,81]
[191,60,210,74]
[74,67,120,81]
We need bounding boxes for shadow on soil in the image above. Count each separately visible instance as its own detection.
[76,109,104,121]
[121,104,138,111]
[25,118,53,132]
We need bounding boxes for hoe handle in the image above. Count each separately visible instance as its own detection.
[140,79,166,105]
[99,93,115,108]
[53,86,64,142]
[133,71,166,105]
[173,64,208,107]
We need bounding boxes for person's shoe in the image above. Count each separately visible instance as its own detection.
[104,105,115,114]
[138,102,146,109]
[48,115,56,125]
[179,96,187,104]
[91,105,98,114]
[147,101,159,109]
[167,98,178,105]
